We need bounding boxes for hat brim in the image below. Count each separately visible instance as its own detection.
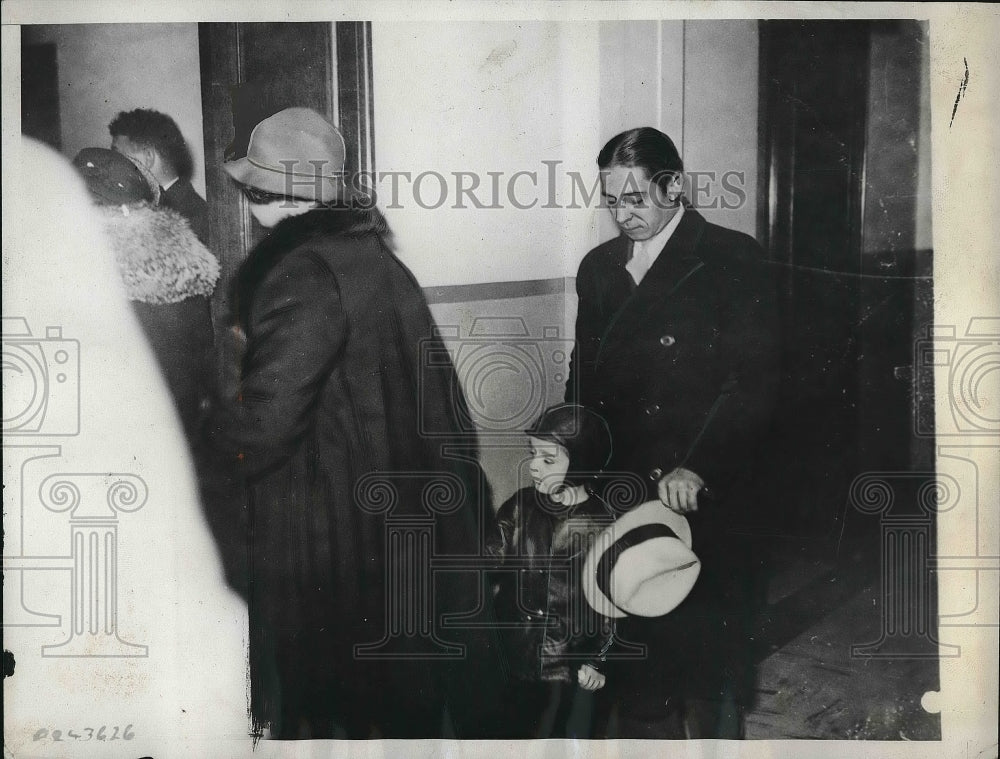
[583,528,628,618]
[223,156,345,203]
[612,539,700,617]
[583,500,699,618]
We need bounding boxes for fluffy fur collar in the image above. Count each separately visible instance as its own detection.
[100,204,220,304]
[252,204,389,259]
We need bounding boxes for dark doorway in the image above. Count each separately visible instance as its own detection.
[749,19,940,740]
[21,39,62,151]
[757,19,934,554]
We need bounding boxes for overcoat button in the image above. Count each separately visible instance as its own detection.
[660,335,676,347]
[649,467,664,481]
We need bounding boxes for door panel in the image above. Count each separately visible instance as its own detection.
[757,20,933,540]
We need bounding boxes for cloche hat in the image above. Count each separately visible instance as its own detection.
[222,107,347,203]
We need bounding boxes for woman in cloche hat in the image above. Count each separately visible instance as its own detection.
[203,107,502,739]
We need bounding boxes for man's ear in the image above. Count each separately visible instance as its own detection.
[667,171,683,195]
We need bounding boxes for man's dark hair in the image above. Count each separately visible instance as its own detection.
[597,127,684,192]
[109,109,194,181]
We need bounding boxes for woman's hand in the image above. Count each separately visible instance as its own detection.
[577,664,606,691]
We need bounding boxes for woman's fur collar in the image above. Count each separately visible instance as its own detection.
[235,205,390,327]
[100,204,220,304]
[252,204,390,259]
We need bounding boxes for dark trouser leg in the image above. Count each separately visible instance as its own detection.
[681,695,745,739]
[502,681,606,739]
[612,691,744,739]
[607,618,686,738]
[561,684,612,739]
[499,682,559,739]
[614,694,686,738]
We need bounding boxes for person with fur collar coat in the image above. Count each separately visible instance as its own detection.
[203,108,504,740]
[73,147,219,435]
[73,148,251,603]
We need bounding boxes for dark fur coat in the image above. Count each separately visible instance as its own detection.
[205,207,504,739]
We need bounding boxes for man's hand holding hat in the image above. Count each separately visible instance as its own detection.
[582,501,701,619]
[656,467,705,514]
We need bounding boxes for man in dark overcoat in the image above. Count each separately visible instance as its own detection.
[566,127,781,738]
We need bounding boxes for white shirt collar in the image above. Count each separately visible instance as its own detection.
[161,176,179,191]
[625,204,685,286]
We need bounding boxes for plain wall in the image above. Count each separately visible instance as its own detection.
[372,21,602,288]
[863,20,933,263]
[683,20,759,237]
[22,23,206,196]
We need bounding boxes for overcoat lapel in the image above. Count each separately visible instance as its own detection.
[596,209,708,363]
[637,208,706,296]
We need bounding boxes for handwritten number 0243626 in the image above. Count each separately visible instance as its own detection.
[34,725,135,742]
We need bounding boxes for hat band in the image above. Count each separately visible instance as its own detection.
[596,522,679,602]
[247,155,345,179]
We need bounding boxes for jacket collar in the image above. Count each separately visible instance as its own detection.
[635,206,706,293]
[592,209,709,360]
[605,207,707,295]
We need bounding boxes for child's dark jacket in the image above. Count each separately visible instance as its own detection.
[487,486,616,682]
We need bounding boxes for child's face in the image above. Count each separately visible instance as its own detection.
[527,436,571,496]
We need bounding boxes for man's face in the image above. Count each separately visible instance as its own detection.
[111,136,152,170]
[601,164,681,242]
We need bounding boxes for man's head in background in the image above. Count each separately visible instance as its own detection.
[109,109,193,187]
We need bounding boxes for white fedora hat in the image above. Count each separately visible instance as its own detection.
[583,500,700,618]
